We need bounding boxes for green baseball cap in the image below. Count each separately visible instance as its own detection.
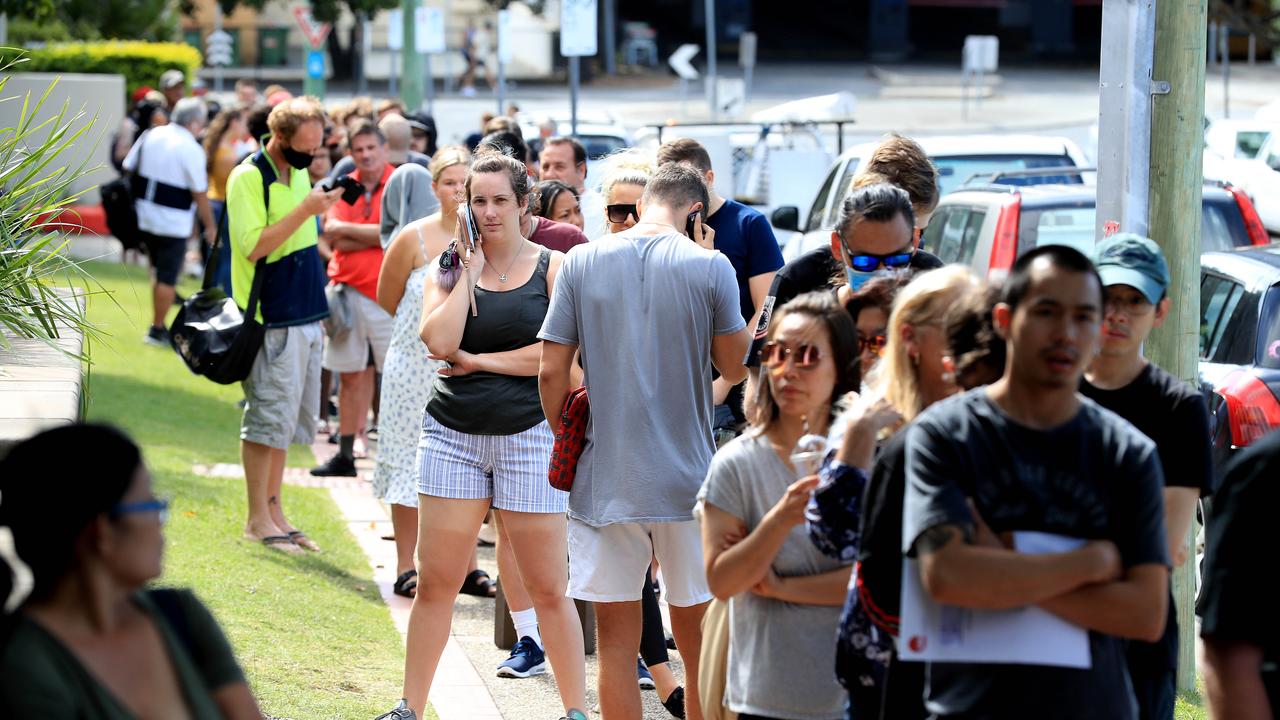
[1092,233,1170,305]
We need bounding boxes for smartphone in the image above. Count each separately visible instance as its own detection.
[685,210,703,239]
[457,203,482,252]
[328,174,363,205]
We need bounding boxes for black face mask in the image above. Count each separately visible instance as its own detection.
[281,144,314,170]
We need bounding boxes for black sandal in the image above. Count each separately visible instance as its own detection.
[393,569,418,598]
[459,569,496,597]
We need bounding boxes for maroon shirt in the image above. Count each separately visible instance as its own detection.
[528,217,588,253]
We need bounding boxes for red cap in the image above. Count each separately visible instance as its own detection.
[131,86,154,104]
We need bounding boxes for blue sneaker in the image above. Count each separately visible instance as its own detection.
[637,658,655,689]
[496,636,546,678]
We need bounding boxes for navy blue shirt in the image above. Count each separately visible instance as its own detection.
[707,199,785,323]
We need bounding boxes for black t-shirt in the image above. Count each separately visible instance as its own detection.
[904,389,1168,720]
[1081,363,1214,496]
[746,246,943,366]
[1081,362,1215,678]
[1199,428,1280,710]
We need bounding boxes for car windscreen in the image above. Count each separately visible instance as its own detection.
[1260,286,1280,369]
[580,135,628,160]
[1018,196,1251,258]
[936,154,1078,195]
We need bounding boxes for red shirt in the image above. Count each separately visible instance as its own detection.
[529,217,588,253]
[327,162,393,300]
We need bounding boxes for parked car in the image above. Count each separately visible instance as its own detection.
[770,134,1089,261]
[919,175,1271,279]
[1227,131,1280,235]
[1199,247,1280,470]
[518,111,631,181]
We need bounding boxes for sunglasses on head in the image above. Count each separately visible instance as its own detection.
[759,341,823,370]
[857,334,888,355]
[606,203,638,224]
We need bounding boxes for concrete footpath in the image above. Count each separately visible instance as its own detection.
[296,433,682,720]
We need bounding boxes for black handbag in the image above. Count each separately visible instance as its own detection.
[169,151,275,385]
[100,130,148,251]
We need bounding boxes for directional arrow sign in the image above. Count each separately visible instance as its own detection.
[206,29,234,67]
[669,44,700,81]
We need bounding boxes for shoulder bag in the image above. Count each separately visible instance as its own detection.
[168,151,275,385]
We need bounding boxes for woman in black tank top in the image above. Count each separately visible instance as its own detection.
[376,150,587,720]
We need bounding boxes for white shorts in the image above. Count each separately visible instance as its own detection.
[567,517,711,607]
[322,287,393,373]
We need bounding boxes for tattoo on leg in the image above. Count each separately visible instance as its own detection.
[269,495,278,505]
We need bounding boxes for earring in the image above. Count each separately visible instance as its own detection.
[910,352,920,367]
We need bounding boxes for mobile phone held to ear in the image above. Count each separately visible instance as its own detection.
[323,174,364,205]
[685,210,703,239]
[458,203,481,252]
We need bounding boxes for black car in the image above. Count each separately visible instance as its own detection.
[1199,246,1280,473]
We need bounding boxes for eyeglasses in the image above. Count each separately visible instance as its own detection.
[1103,294,1154,316]
[110,497,170,523]
[759,341,823,370]
[606,203,638,224]
[845,250,914,273]
[857,334,888,356]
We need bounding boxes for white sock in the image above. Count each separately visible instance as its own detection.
[510,607,542,648]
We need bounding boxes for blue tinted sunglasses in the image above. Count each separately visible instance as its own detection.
[110,497,170,523]
[845,249,914,273]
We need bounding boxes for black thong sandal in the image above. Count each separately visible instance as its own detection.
[259,535,300,553]
[393,569,418,598]
[287,530,321,552]
[459,569,496,598]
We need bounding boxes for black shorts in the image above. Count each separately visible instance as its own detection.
[139,230,186,286]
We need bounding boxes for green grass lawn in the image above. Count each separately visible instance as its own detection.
[76,260,409,719]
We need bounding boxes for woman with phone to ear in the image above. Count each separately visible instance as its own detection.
[376,149,587,720]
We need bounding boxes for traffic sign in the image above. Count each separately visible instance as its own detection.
[560,0,598,57]
[292,4,332,50]
[307,50,325,79]
[669,44,700,81]
[205,29,234,67]
[415,6,446,54]
[387,9,403,52]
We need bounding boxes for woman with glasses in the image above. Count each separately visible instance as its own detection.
[599,151,655,236]
[535,179,585,232]
[807,266,986,720]
[0,424,264,719]
[841,273,914,378]
[699,291,860,720]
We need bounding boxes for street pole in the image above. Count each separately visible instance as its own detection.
[603,0,616,76]
[1146,0,1207,696]
[1220,22,1230,118]
[356,12,369,97]
[704,0,717,120]
[213,9,225,94]
[401,0,423,111]
[569,55,580,137]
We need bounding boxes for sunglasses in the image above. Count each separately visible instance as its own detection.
[857,334,888,355]
[759,341,823,370]
[110,497,171,523]
[606,203,638,224]
[846,250,914,273]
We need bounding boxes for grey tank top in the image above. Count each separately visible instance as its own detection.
[426,247,551,435]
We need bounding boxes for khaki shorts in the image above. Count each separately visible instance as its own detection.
[323,287,393,374]
[240,322,324,449]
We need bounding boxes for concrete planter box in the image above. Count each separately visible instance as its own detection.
[0,302,86,459]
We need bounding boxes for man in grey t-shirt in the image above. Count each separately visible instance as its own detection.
[539,163,750,720]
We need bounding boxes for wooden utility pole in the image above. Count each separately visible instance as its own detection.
[1146,0,1207,695]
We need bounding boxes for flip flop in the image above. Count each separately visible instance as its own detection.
[393,569,418,598]
[459,569,497,598]
[287,530,321,552]
[257,535,301,553]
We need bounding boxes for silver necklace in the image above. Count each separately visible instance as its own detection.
[494,240,526,283]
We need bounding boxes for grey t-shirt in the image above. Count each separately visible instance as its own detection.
[699,433,850,720]
[903,389,1167,720]
[539,231,745,526]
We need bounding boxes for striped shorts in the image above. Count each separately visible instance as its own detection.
[416,412,568,514]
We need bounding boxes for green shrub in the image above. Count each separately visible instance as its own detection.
[19,42,202,105]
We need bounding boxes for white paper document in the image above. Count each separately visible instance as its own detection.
[898,530,1092,669]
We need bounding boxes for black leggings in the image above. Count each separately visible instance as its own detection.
[640,568,670,667]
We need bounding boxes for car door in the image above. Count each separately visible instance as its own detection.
[924,204,990,268]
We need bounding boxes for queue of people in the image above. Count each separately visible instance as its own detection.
[3,77,1276,720]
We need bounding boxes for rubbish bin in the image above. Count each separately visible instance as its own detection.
[259,27,290,67]
[494,578,596,655]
